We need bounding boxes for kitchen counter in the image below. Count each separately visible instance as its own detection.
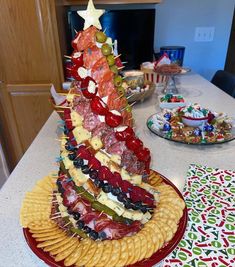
[0,73,235,266]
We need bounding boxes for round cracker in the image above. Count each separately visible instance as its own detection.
[129,234,142,265]
[85,241,104,266]
[75,241,97,266]
[124,237,136,266]
[64,242,83,266]
[141,228,155,259]
[137,232,148,262]
[106,240,121,267]
[54,241,78,262]
[37,235,68,248]
[96,240,113,267]
[44,237,77,253]
[49,238,78,256]
[115,239,129,267]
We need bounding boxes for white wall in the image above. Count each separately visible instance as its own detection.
[155,0,235,80]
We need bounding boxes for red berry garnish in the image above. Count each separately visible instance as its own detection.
[105,110,123,128]
[81,77,98,99]
[88,157,101,170]
[77,146,91,160]
[115,126,134,141]
[136,148,150,162]
[126,138,143,153]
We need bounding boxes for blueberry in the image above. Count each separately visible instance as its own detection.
[124,218,133,225]
[124,199,132,209]
[65,142,75,152]
[89,170,98,180]
[68,152,77,161]
[117,192,127,203]
[89,230,98,240]
[76,220,85,229]
[73,213,80,220]
[73,158,84,168]
[134,201,142,210]
[111,187,121,196]
[98,231,107,240]
[102,183,112,193]
[140,205,148,214]
[81,165,90,174]
[83,226,91,234]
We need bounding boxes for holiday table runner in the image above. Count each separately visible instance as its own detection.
[163,164,235,267]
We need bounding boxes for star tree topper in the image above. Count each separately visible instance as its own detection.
[77,0,105,30]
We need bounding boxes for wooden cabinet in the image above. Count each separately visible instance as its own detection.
[0,0,64,171]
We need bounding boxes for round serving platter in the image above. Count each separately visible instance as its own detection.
[23,171,188,267]
[147,114,235,145]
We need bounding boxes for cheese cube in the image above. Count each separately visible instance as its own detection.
[131,211,143,221]
[95,151,110,167]
[141,212,151,224]
[89,136,103,150]
[73,126,91,143]
[130,174,142,185]
[70,168,88,185]
[97,191,108,203]
[123,210,133,220]
[121,168,131,181]
[63,154,73,170]
[110,154,121,165]
[71,111,83,127]
[113,203,125,216]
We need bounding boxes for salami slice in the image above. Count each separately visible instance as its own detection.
[107,92,126,110]
[98,71,114,97]
[83,45,104,69]
[121,110,133,127]
[83,111,101,131]
[107,141,126,155]
[91,57,110,83]
[77,26,98,52]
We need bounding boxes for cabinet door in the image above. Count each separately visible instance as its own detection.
[0,83,53,170]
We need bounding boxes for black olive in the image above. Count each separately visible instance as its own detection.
[102,183,112,193]
[81,165,90,174]
[65,142,75,152]
[111,187,121,196]
[73,213,80,220]
[89,170,98,180]
[73,158,84,168]
[83,226,91,234]
[117,192,127,203]
[68,152,77,161]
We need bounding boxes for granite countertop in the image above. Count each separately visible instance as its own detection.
[0,73,235,266]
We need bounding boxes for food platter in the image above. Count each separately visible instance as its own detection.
[147,113,235,145]
[23,171,188,267]
[126,82,155,103]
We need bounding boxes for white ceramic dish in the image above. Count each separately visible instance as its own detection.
[181,115,208,127]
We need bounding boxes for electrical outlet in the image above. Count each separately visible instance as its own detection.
[194,27,215,42]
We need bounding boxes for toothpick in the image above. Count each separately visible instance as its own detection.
[122,61,128,65]
[64,55,72,59]
[56,110,64,113]
[114,54,121,59]
[115,94,124,101]
[51,215,62,220]
[121,101,136,112]
[54,105,70,109]
[118,66,125,70]
[103,28,107,33]
[126,93,135,99]
[74,29,78,34]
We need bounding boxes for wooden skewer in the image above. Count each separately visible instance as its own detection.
[115,94,124,101]
[114,54,121,59]
[121,101,137,112]
[56,110,64,113]
[64,55,72,59]
[51,215,62,220]
[126,93,135,99]
[118,66,125,70]
[54,105,70,109]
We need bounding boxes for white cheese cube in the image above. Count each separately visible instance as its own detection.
[110,154,121,165]
[121,168,131,181]
[70,168,88,186]
[130,174,142,185]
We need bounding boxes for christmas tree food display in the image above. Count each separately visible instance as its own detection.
[20,1,186,266]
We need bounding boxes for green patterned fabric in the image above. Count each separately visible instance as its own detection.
[163,164,235,267]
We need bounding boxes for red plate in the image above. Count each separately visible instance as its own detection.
[23,171,188,267]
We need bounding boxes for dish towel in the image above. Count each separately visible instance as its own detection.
[163,164,235,267]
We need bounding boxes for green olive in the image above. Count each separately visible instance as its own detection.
[117,86,125,96]
[106,55,115,66]
[95,31,107,43]
[101,43,112,56]
[114,75,123,87]
[110,65,118,75]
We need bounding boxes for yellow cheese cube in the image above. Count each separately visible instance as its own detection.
[95,151,110,167]
[70,168,88,186]
[130,174,142,185]
[73,126,91,143]
[71,111,83,127]
[89,136,103,150]
[121,168,131,181]
[110,154,121,165]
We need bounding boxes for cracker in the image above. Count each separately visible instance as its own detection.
[96,240,113,267]
[85,241,104,267]
[74,241,97,266]
[106,240,121,267]
[115,239,129,267]
[54,241,78,262]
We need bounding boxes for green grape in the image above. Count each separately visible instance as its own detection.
[117,86,125,96]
